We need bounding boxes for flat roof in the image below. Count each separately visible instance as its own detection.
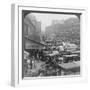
[58,61,80,70]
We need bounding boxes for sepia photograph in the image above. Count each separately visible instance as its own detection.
[22,10,81,78]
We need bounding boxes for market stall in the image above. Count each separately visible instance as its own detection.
[58,61,80,75]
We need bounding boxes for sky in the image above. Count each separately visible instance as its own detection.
[27,13,77,32]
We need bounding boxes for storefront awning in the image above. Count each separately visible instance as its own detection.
[25,36,46,49]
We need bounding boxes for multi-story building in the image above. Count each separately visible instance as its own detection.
[23,13,45,49]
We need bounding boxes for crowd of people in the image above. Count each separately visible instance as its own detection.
[24,41,80,77]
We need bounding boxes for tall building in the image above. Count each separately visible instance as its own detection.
[24,13,41,42]
[24,13,44,49]
[45,18,80,44]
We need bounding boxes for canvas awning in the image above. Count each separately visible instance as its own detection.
[63,54,78,57]
[46,51,59,57]
[25,36,46,49]
[71,51,80,54]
